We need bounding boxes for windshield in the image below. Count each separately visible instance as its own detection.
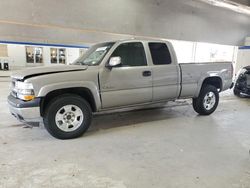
[72,42,115,66]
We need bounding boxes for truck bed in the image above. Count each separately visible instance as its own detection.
[179,62,233,98]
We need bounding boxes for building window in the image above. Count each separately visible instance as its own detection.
[51,48,57,63]
[26,47,34,63]
[0,44,8,57]
[50,48,66,64]
[26,46,43,63]
[35,47,43,63]
[59,49,66,64]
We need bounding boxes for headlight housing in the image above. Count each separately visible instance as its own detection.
[14,81,35,101]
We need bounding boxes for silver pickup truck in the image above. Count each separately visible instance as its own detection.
[8,39,233,139]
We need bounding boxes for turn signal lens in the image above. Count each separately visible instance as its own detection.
[23,95,35,101]
[17,92,35,101]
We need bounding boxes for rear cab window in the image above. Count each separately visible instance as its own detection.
[148,42,172,65]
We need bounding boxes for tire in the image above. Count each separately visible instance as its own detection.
[192,85,219,115]
[44,94,92,139]
[233,87,241,97]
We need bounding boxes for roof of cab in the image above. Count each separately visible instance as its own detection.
[97,38,170,45]
[116,38,170,43]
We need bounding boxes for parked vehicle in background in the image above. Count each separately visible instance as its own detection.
[234,66,250,97]
[8,39,233,139]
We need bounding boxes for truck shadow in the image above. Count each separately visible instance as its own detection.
[87,102,193,136]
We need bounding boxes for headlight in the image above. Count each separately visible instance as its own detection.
[15,81,35,101]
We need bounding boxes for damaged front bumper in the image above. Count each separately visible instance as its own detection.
[8,95,43,126]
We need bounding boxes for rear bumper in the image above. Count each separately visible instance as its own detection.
[8,95,42,124]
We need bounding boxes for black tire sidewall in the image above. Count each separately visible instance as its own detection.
[193,85,219,115]
[44,94,92,139]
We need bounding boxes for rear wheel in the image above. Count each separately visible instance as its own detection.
[192,85,219,115]
[44,94,92,139]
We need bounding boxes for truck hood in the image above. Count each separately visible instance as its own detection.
[11,65,88,80]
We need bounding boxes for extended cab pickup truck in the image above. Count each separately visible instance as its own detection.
[8,39,233,139]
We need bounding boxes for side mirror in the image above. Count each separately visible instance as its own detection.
[107,57,121,68]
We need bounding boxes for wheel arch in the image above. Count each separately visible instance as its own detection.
[195,76,222,97]
[40,85,100,117]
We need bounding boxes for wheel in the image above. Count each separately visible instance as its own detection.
[44,94,92,139]
[192,85,219,115]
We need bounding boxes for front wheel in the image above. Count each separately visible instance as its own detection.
[192,85,219,115]
[44,94,92,139]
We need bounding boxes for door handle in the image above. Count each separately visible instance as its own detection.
[142,71,151,77]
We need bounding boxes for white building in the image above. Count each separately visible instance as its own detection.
[0,42,88,70]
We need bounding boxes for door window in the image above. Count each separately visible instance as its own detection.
[111,42,147,67]
[148,43,171,65]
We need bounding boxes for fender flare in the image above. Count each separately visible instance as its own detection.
[38,81,101,110]
[194,71,225,98]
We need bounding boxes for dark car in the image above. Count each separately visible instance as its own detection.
[234,66,250,97]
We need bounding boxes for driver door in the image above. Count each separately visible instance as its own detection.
[99,42,153,109]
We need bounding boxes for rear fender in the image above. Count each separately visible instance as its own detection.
[194,71,225,98]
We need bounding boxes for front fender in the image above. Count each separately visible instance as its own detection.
[37,81,101,110]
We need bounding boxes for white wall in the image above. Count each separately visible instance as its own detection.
[3,41,238,69]
[235,49,250,74]
[195,43,235,63]
[43,46,51,65]
[170,40,196,63]
[0,0,249,46]
[66,48,80,64]
[7,44,26,69]
[4,44,86,68]
[171,40,236,63]
[245,37,250,46]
